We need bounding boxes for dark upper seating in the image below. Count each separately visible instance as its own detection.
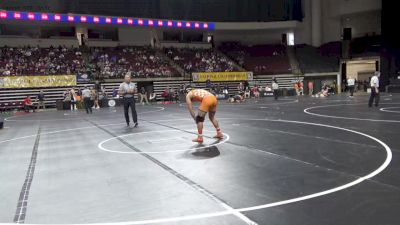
[219,43,291,75]
[294,43,340,73]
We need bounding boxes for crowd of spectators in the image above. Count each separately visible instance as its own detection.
[0,46,179,78]
[0,46,85,76]
[166,48,235,73]
[89,46,179,78]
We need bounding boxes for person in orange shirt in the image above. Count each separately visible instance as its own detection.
[186,89,223,143]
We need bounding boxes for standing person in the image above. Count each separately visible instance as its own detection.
[238,82,244,93]
[119,74,138,127]
[82,86,92,114]
[37,90,45,110]
[139,87,149,105]
[308,81,314,96]
[112,88,118,98]
[299,81,304,95]
[368,72,380,107]
[186,89,223,143]
[70,88,77,111]
[93,89,100,109]
[294,82,299,96]
[347,77,356,97]
[205,75,212,89]
[272,79,279,100]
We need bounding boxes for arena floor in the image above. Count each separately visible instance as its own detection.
[1,94,400,225]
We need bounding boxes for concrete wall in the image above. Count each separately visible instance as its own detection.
[0,36,79,48]
[346,60,378,79]
[212,29,287,46]
[321,0,381,44]
[159,42,211,49]
[118,27,152,46]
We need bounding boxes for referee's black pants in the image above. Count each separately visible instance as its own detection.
[123,97,137,124]
[84,97,92,114]
[368,88,380,107]
[273,89,279,100]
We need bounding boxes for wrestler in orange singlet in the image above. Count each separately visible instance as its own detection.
[186,89,223,143]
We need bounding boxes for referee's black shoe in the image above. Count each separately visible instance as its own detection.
[134,122,139,128]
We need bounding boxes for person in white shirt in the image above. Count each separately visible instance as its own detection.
[82,86,92,114]
[347,77,356,97]
[272,79,279,100]
[119,74,138,127]
[368,72,380,107]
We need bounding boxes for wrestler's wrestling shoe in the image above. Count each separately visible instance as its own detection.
[214,132,224,139]
[192,137,204,143]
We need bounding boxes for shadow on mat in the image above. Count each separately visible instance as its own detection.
[190,146,220,158]
[181,142,221,159]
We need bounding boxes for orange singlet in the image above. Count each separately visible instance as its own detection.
[189,89,218,112]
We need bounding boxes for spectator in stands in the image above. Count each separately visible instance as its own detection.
[36,90,45,110]
[0,46,84,76]
[24,96,35,112]
[272,79,279,100]
[166,48,235,73]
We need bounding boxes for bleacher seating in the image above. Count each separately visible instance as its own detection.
[165,48,236,73]
[89,46,180,78]
[219,43,291,75]
[0,46,85,76]
[294,44,339,73]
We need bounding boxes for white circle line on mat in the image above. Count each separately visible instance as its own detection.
[304,103,400,122]
[97,129,230,154]
[0,118,392,225]
[380,107,400,114]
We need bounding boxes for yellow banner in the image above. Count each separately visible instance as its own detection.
[192,72,253,82]
[0,75,77,88]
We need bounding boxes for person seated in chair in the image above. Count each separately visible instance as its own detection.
[24,96,35,112]
[252,85,260,98]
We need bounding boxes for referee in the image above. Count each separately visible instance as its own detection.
[119,74,138,127]
[82,85,92,114]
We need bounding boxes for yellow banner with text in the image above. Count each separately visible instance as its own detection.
[192,72,253,82]
[0,75,77,88]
